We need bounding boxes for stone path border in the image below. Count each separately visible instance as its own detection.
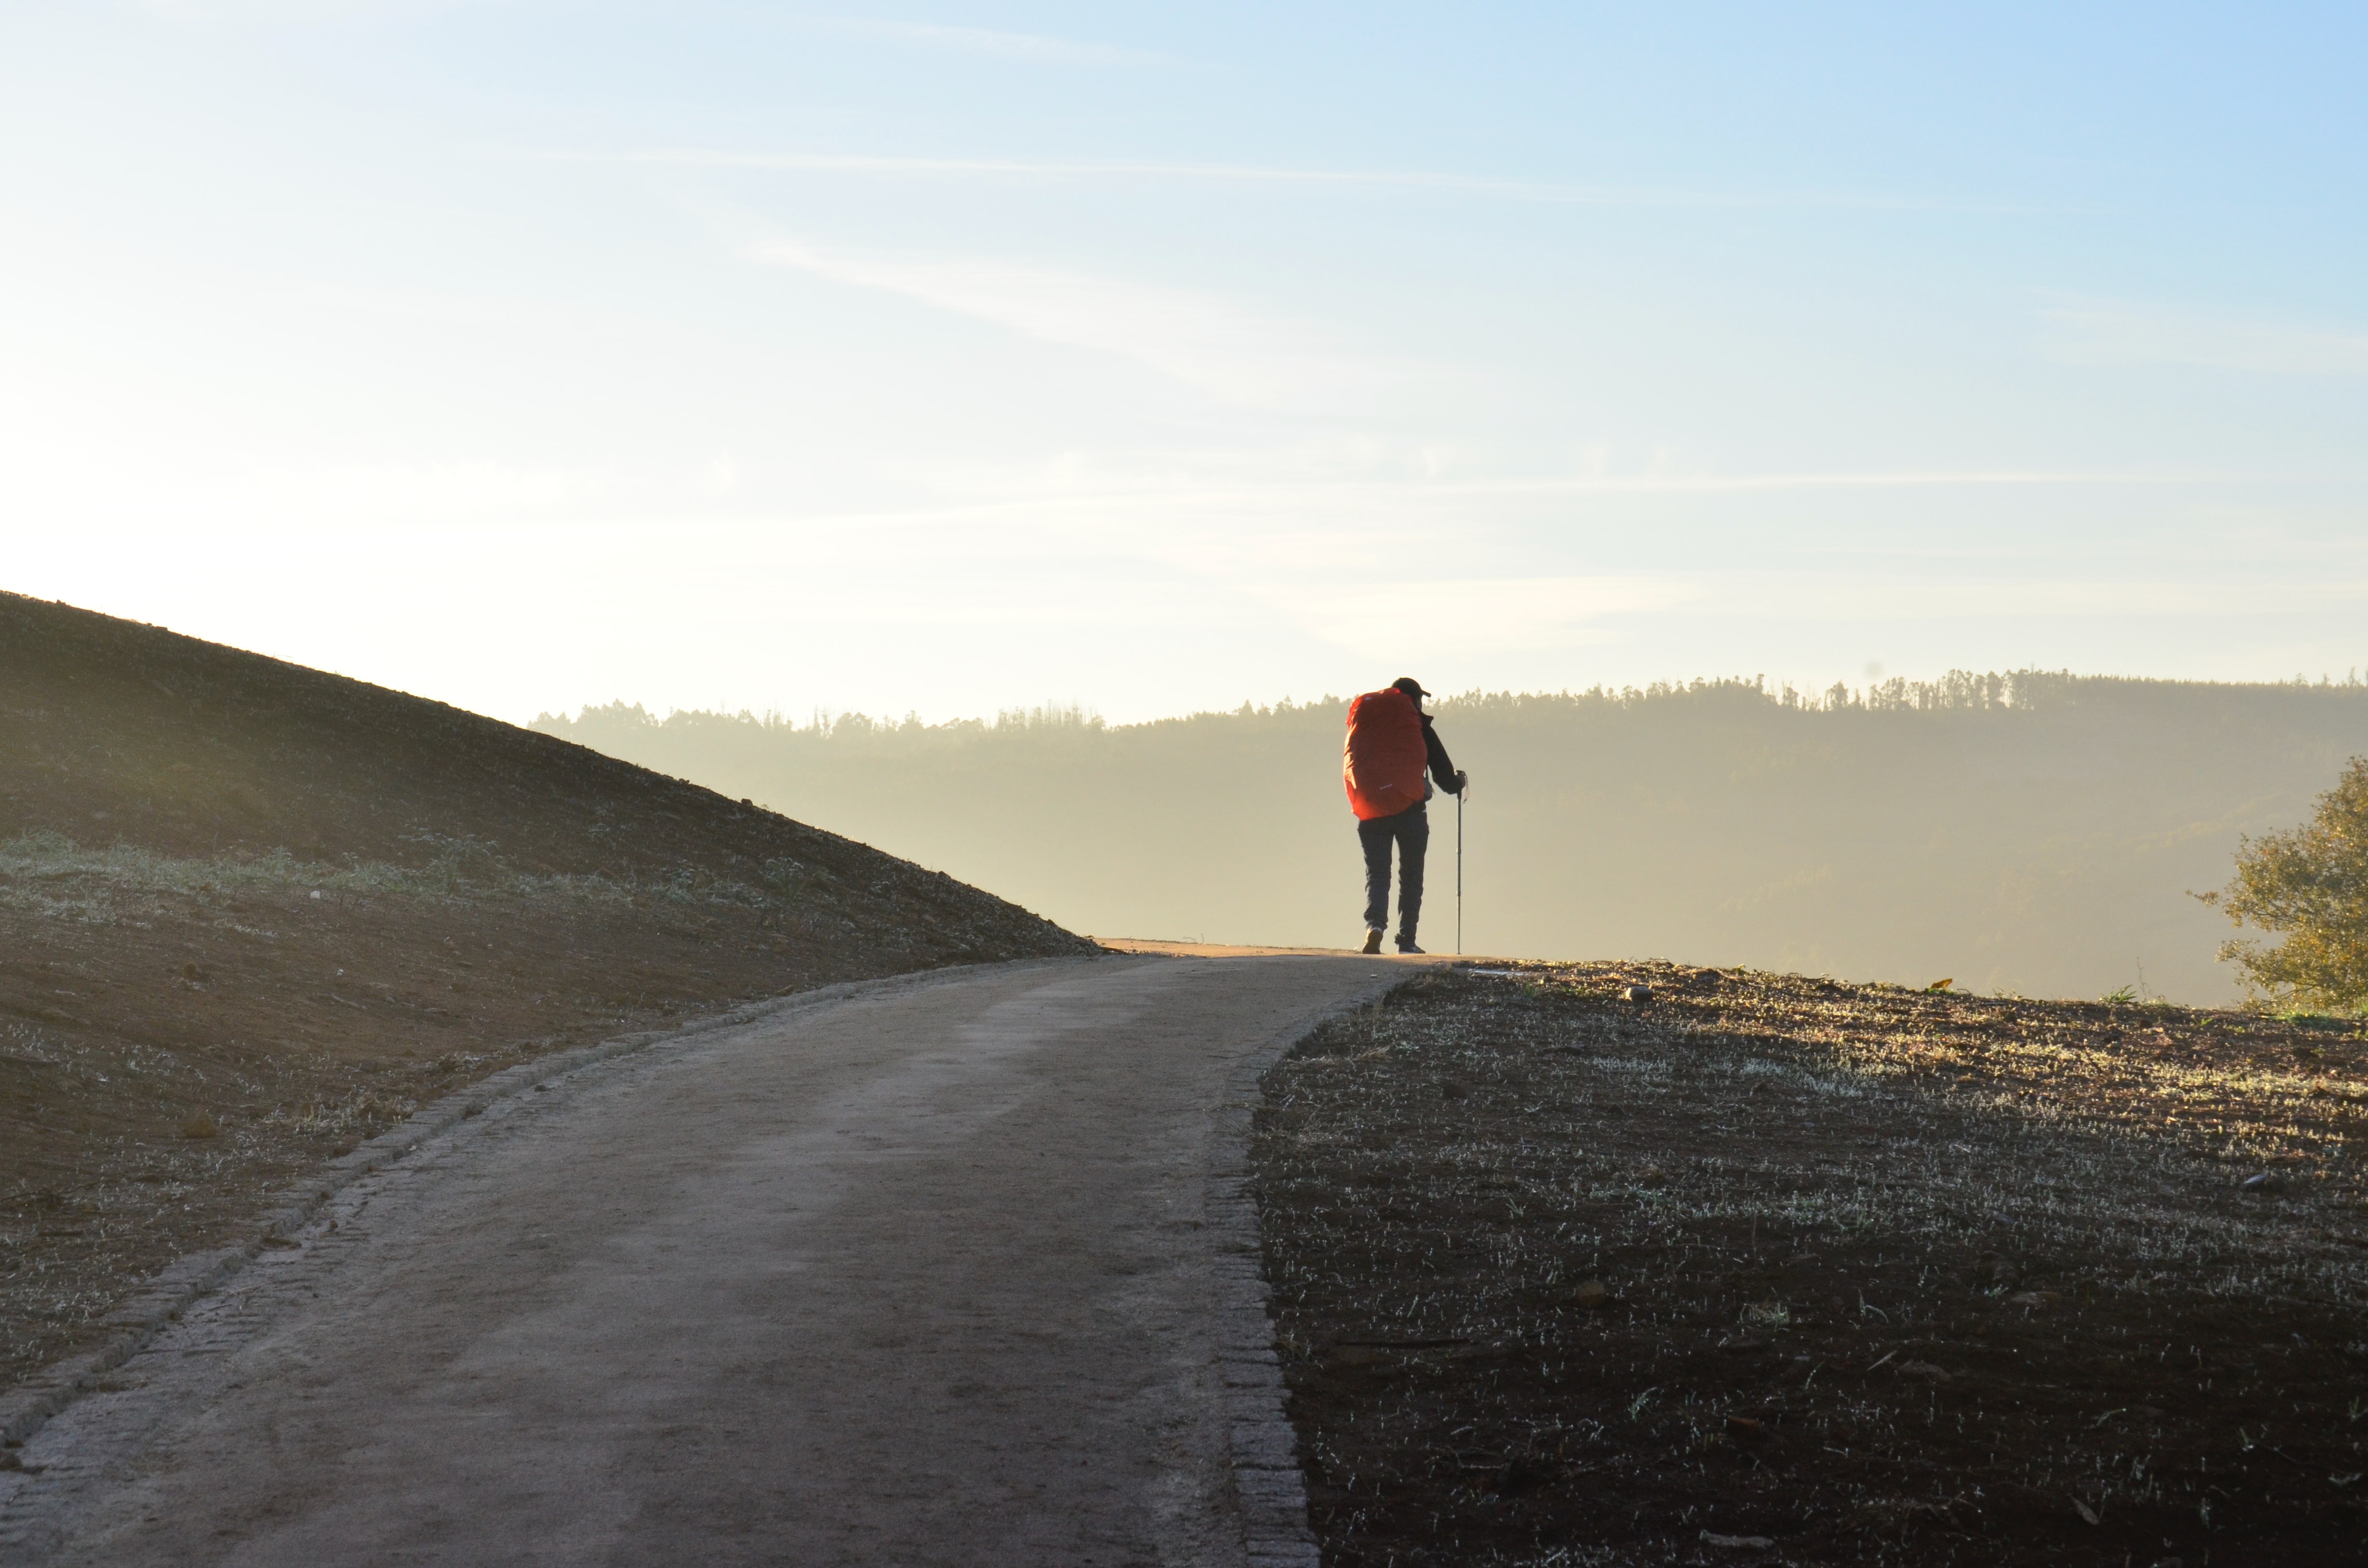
[1206,984,1397,1568]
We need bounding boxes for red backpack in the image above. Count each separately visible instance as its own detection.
[1343,688,1429,821]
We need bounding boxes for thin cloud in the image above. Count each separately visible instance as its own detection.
[1698,572,2368,621]
[1411,470,2157,495]
[2044,303,2368,376]
[804,18,1160,65]
[1258,576,1699,658]
[138,0,492,18]
[646,466,2245,547]
[1244,563,2368,662]
[859,469,2207,518]
[602,149,2053,214]
[749,237,1383,407]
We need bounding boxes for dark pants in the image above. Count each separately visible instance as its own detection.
[1358,802,1428,944]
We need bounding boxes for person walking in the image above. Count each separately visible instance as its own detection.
[1342,677,1467,955]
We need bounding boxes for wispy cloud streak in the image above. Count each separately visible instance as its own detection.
[749,237,1384,406]
[2045,302,2368,376]
[598,149,2052,213]
[803,18,1159,65]
[682,467,2258,548]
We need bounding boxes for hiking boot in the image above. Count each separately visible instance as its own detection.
[1396,938,1425,955]
[1360,927,1384,955]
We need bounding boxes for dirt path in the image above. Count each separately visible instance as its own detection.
[0,954,1404,1567]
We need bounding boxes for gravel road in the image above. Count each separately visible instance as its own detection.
[0,953,1404,1567]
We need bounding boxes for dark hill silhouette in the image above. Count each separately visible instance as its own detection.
[4,593,1053,928]
[0,592,1089,1391]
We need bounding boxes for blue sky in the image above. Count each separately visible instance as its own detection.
[4,2,2364,722]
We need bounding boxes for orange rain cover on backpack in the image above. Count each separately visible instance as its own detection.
[1343,687,1429,821]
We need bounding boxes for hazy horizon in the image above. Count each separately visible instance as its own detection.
[533,668,2368,1007]
[535,665,2368,737]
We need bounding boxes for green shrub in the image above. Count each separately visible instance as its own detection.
[2200,757,2368,1012]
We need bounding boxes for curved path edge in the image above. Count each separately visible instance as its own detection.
[1206,989,1377,1568]
[0,959,1036,1459]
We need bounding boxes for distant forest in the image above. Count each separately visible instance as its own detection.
[532,672,2368,1005]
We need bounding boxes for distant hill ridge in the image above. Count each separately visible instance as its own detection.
[536,671,2368,1004]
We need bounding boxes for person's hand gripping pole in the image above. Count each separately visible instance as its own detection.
[1455,771,1469,955]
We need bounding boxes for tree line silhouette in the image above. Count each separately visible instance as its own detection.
[534,671,2368,1004]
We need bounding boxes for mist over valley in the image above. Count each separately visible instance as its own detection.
[538,670,2368,1006]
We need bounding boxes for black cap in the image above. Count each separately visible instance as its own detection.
[1391,677,1428,699]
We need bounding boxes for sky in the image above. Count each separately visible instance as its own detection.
[3,1,2365,725]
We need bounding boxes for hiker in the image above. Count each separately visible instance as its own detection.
[1343,677,1466,955]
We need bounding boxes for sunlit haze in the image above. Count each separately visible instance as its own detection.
[5,3,2364,723]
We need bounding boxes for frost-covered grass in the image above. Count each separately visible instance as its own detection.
[0,830,848,926]
[1255,961,2368,1565]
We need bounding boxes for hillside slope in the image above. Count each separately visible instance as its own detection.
[0,592,1093,1389]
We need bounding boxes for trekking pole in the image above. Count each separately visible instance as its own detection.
[1455,786,1466,955]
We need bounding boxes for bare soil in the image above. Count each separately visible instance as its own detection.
[0,592,1092,1394]
[1253,962,2368,1567]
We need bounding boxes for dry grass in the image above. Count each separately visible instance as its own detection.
[1254,962,2368,1566]
[0,829,857,929]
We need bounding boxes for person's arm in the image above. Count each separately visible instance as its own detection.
[1420,717,1468,795]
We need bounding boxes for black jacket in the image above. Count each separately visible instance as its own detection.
[1418,715,1459,800]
